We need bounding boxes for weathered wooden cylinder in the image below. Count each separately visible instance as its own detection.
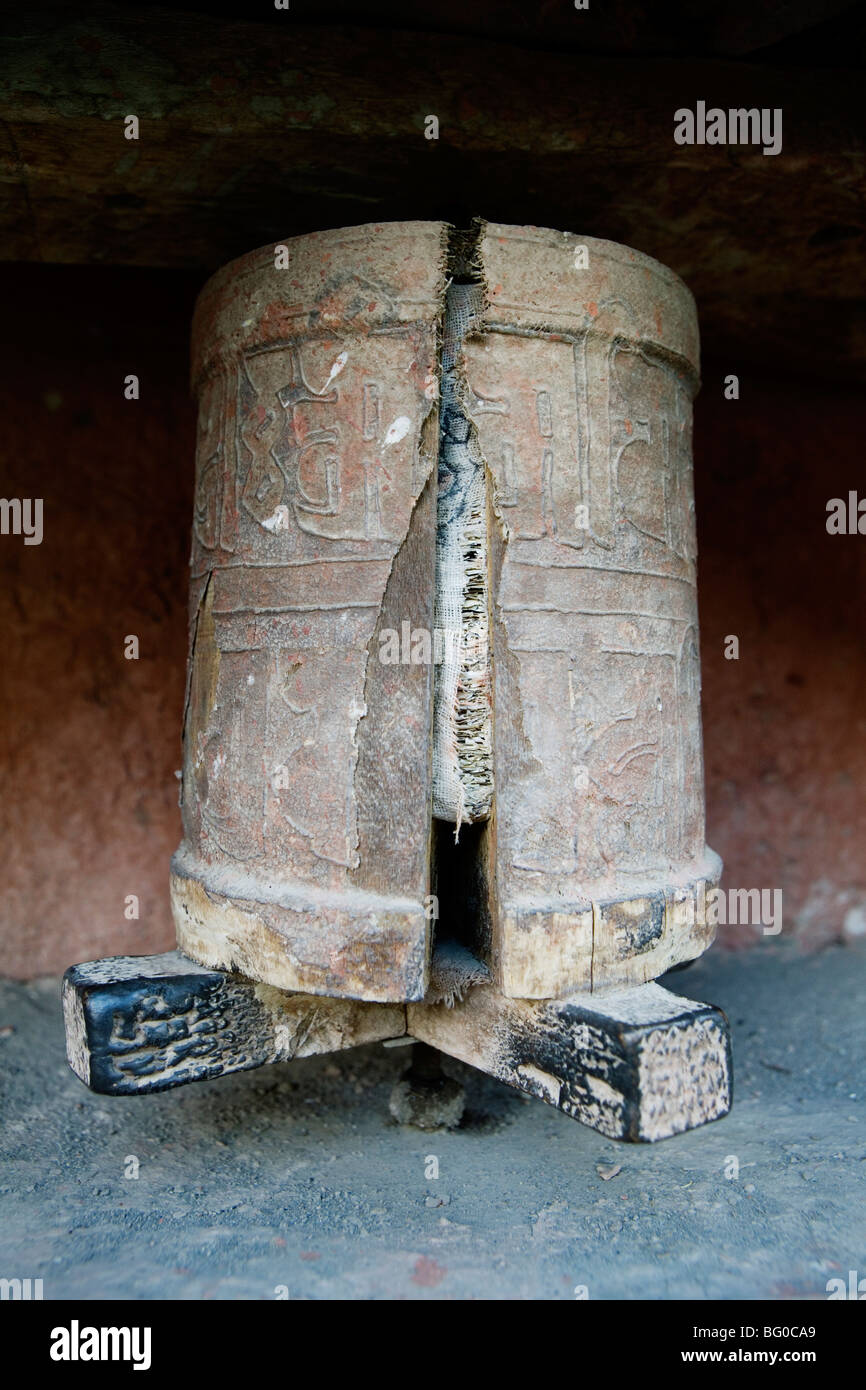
[171,220,720,1005]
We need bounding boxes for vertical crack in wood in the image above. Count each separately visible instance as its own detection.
[433,230,494,835]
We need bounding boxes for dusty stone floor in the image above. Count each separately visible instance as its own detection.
[0,941,864,1300]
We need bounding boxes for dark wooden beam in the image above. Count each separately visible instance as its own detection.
[409,979,733,1142]
[1,4,864,376]
[63,949,732,1140]
[63,952,405,1094]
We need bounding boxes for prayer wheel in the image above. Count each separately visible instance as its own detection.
[170,220,721,1005]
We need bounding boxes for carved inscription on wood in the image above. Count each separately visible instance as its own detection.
[172,221,720,1007]
[466,225,720,997]
[172,223,447,1003]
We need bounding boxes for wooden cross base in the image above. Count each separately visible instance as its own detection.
[62,951,732,1143]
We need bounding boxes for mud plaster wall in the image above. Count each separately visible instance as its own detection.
[0,264,863,978]
[0,267,196,978]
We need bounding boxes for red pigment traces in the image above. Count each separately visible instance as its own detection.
[411,1256,446,1287]
[259,302,303,338]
